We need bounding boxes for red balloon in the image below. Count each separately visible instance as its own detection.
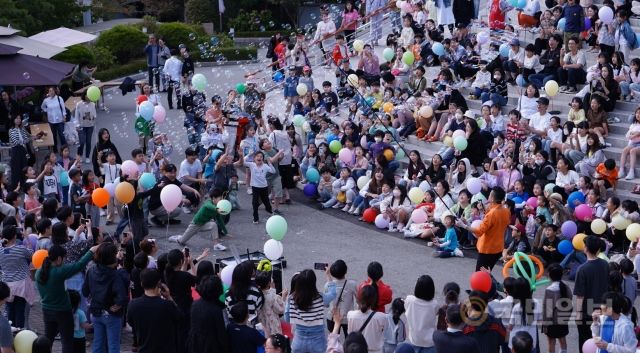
[136,95,148,105]
[469,271,492,293]
[518,13,538,27]
[362,208,378,223]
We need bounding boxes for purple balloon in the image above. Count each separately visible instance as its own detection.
[26,234,38,251]
[561,221,578,239]
[375,214,390,229]
[584,17,591,31]
[303,183,317,197]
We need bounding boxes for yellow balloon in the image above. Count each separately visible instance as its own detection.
[419,106,433,118]
[383,102,394,113]
[115,182,135,204]
[14,330,37,353]
[408,187,425,204]
[544,80,559,97]
[383,149,394,161]
[612,215,632,230]
[443,135,453,147]
[347,74,359,87]
[626,223,640,242]
[590,218,607,235]
[353,39,365,52]
[572,233,586,251]
[336,191,346,203]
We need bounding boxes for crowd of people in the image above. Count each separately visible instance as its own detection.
[2,0,640,352]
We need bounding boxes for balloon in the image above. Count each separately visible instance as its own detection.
[574,204,592,221]
[411,208,428,223]
[136,95,148,105]
[139,101,154,121]
[590,219,607,235]
[453,136,468,151]
[526,197,538,209]
[558,239,573,255]
[363,208,378,223]
[396,0,406,9]
[32,249,48,269]
[266,215,288,241]
[91,188,110,208]
[375,214,389,229]
[115,182,135,204]
[466,178,482,194]
[544,80,559,97]
[572,233,586,251]
[383,47,395,62]
[401,1,413,12]
[612,215,632,230]
[139,172,156,189]
[306,168,320,183]
[217,199,232,215]
[302,121,311,132]
[113,177,120,186]
[121,160,138,177]
[383,149,394,161]
[599,6,614,24]
[408,187,425,204]
[443,136,453,147]
[419,105,433,118]
[192,73,207,91]
[516,0,526,7]
[236,83,246,94]
[153,105,166,123]
[383,102,394,113]
[87,86,101,102]
[561,221,578,238]
[509,0,518,6]
[220,263,236,286]
[338,148,353,164]
[357,176,370,190]
[160,184,183,212]
[582,338,597,353]
[584,17,591,31]
[513,197,523,206]
[59,171,70,187]
[402,51,415,65]
[432,42,445,56]
[469,271,492,293]
[452,129,466,139]
[296,83,308,96]
[395,148,405,161]
[219,284,229,303]
[347,74,359,87]
[303,183,317,197]
[14,329,38,353]
[499,43,509,58]
[471,220,482,229]
[353,39,365,52]
[557,18,566,31]
[273,71,284,82]
[329,140,342,154]
[264,239,284,260]
[627,223,640,242]
[476,31,490,44]
[419,181,431,192]
[516,74,526,87]
[567,191,586,208]
[104,182,116,197]
[293,114,305,126]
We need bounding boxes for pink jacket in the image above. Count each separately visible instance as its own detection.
[342,10,360,30]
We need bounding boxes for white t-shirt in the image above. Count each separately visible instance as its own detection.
[178,160,203,185]
[509,299,542,348]
[245,161,275,188]
[528,112,551,132]
[404,295,439,348]
[347,310,387,353]
[101,163,121,184]
[547,128,563,143]
[555,169,580,187]
[43,174,58,195]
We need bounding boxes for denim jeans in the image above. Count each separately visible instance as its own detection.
[6,295,26,328]
[473,87,489,97]
[409,344,435,353]
[77,126,94,158]
[481,92,508,107]
[49,122,67,150]
[43,309,75,353]
[92,313,122,353]
[318,190,332,203]
[528,73,556,89]
[292,325,326,353]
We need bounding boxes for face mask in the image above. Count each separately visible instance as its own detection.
[563,128,569,135]
[535,159,544,165]
[375,137,382,143]
[455,113,463,120]
[319,147,327,154]
[393,190,401,197]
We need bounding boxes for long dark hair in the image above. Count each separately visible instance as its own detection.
[97,128,112,145]
[358,285,378,313]
[164,249,184,288]
[513,278,536,326]
[293,269,320,311]
[408,150,427,179]
[366,261,383,296]
[228,261,255,303]
[547,263,570,299]
[38,245,67,285]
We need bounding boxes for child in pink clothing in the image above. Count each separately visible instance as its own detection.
[24,182,42,213]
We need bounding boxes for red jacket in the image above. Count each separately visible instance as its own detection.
[358,279,393,312]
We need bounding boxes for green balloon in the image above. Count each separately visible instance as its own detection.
[266,215,287,241]
[382,47,395,62]
[395,148,405,161]
[402,51,415,65]
[192,73,207,91]
[329,140,342,154]
[293,114,305,126]
[219,284,229,303]
[236,83,246,94]
[453,136,468,151]
[87,86,101,102]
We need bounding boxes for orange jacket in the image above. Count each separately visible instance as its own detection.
[472,204,511,254]
[596,163,618,188]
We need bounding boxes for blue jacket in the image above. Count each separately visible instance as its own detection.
[82,264,129,316]
[143,44,159,67]
[562,4,584,32]
[620,21,639,50]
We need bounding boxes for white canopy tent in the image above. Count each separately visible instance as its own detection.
[0,26,65,58]
[29,27,97,48]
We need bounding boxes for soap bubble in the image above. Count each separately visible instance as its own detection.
[210,36,220,47]
[189,33,197,41]
[22,72,30,80]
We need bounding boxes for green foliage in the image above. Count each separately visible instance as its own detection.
[156,22,205,51]
[195,47,258,62]
[93,59,147,82]
[91,46,116,71]
[185,0,216,24]
[0,0,37,35]
[141,15,159,34]
[228,10,274,32]
[52,45,96,65]
[235,30,282,38]
[0,0,82,35]
[95,25,148,64]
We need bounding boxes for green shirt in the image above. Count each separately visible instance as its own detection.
[192,200,228,234]
[36,250,93,311]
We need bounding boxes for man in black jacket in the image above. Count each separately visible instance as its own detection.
[434,304,480,353]
[528,34,562,89]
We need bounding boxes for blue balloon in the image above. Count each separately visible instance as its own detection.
[557,18,566,31]
[558,239,573,255]
[306,168,320,183]
[303,183,317,197]
[499,43,509,58]
[432,42,445,56]
[273,71,284,82]
[516,74,527,87]
[327,134,338,144]
[139,102,154,121]
[567,191,585,209]
[516,0,526,8]
[139,172,156,189]
[637,33,640,47]
[59,171,70,187]
[513,196,523,205]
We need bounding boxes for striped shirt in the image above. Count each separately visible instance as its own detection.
[287,296,326,327]
[0,245,33,282]
[225,284,264,325]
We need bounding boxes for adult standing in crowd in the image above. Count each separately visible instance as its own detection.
[144,34,160,91]
[74,93,97,164]
[157,38,171,92]
[40,86,68,151]
[164,48,184,110]
[0,90,20,142]
[8,114,43,188]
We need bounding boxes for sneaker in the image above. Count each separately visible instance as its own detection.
[100,210,106,217]
[253,220,259,224]
[626,172,636,180]
[625,95,632,102]
[247,188,253,195]
[604,142,612,148]
[182,206,192,214]
[168,235,182,243]
[149,217,165,227]
[332,203,344,209]
[427,241,434,246]
[559,85,568,92]
[397,224,405,232]
[564,87,577,93]
[453,248,464,257]
[213,243,227,251]
[273,209,284,215]
[341,204,351,212]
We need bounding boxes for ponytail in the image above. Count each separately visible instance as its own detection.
[38,257,53,285]
[164,249,184,287]
[37,245,66,285]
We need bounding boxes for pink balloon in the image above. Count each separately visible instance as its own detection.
[160,184,183,212]
[452,130,466,139]
[338,148,353,164]
[360,135,369,149]
[375,214,389,229]
[121,160,138,178]
[401,2,413,12]
[582,339,597,353]
[526,196,538,209]
[411,208,428,223]
[574,204,592,221]
[153,105,166,123]
[103,182,116,197]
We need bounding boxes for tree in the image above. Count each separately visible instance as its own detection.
[185,0,216,24]
[0,0,38,35]
[15,0,83,35]
[141,0,185,22]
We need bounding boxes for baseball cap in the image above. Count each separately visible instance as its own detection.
[303,65,311,72]
[510,38,520,46]
[510,223,526,234]
[536,97,550,105]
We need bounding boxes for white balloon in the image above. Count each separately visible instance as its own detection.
[220,263,236,286]
[160,184,183,213]
[121,160,138,177]
[419,180,431,193]
[264,239,284,260]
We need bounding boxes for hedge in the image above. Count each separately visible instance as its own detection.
[235,31,281,38]
[52,45,96,65]
[95,25,148,64]
[156,22,208,52]
[93,59,147,82]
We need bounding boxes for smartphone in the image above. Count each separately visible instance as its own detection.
[80,218,88,225]
[184,247,190,258]
[313,262,329,271]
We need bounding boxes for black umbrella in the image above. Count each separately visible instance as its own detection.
[0,43,74,86]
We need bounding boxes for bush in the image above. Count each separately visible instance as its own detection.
[185,0,216,24]
[156,22,206,51]
[227,10,274,32]
[95,25,148,64]
[52,45,96,65]
[235,30,282,38]
[91,46,116,71]
[196,47,258,62]
[141,15,159,34]
[93,59,147,82]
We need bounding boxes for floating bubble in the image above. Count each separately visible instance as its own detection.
[259,26,266,32]
[210,36,220,47]
[235,50,240,55]
[189,33,197,41]
[269,21,275,28]
[23,72,30,80]
[310,13,317,20]
[152,68,159,75]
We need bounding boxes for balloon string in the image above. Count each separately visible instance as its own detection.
[125,205,136,254]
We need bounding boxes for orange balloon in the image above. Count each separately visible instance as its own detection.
[115,182,135,204]
[518,13,538,27]
[383,149,394,161]
[32,249,48,269]
[92,188,110,208]
[383,102,394,113]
